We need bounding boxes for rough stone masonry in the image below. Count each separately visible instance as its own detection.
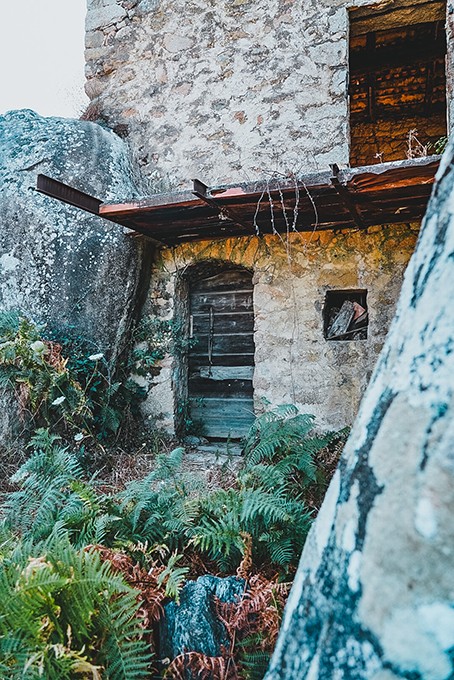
[82,0,454,434]
[85,0,366,187]
[84,0,454,187]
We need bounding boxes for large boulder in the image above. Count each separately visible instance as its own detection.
[0,109,152,359]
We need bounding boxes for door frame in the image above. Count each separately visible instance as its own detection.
[173,260,255,439]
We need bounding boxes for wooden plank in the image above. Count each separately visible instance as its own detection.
[190,291,253,314]
[189,377,253,399]
[327,300,355,339]
[350,2,445,36]
[191,269,253,292]
[190,288,253,297]
[192,312,254,335]
[190,397,254,413]
[194,420,252,439]
[190,397,255,439]
[189,353,255,369]
[191,333,255,355]
[198,366,254,380]
[330,164,366,229]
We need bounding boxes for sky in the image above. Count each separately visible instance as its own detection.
[0,0,88,118]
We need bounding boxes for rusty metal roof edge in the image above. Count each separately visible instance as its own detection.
[99,155,441,215]
[99,190,199,214]
[338,154,441,183]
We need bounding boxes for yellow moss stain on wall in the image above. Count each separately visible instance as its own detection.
[143,224,419,433]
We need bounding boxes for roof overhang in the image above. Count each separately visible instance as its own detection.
[37,155,439,247]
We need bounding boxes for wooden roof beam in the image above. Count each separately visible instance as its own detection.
[350,1,446,36]
[192,178,258,233]
[330,164,367,230]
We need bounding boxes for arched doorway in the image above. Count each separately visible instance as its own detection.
[186,263,255,440]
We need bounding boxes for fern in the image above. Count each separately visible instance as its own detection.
[243,410,317,466]
[192,485,311,573]
[0,535,151,679]
[156,552,190,603]
[117,447,190,549]
[0,405,347,679]
[183,405,344,574]
[239,647,271,680]
[2,430,122,547]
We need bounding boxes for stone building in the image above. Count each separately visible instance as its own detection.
[81,0,453,438]
[3,0,452,441]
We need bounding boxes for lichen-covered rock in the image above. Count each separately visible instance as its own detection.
[265,141,454,678]
[159,575,244,665]
[0,109,155,445]
[0,109,151,359]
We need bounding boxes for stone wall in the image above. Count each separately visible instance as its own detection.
[81,0,449,434]
[84,0,453,188]
[141,225,418,433]
[350,114,447,167]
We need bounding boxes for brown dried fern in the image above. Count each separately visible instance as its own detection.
[164,651,239,680]
[236,532,253,580]
[43,341,66,371]
[217,574,290,650]
[88,545,167,626]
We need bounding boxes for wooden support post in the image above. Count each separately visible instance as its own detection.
[192,179,255,233]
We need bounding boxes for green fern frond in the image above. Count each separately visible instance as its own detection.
[240,649,271,680]
[156,553,190,603]
[0,536,151,679]
[28,427,62,453]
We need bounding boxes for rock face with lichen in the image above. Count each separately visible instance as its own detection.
[0,109,151,358]
[0,109,153,443]
[264,141,454,679]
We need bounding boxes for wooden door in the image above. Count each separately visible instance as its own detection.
[188,268,255,439]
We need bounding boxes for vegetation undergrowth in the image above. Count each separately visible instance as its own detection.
[0,311,348,678]
[0,310,173,446]
[0,416,346,677]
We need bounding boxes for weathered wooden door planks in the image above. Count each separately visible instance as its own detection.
[188,268,255,439]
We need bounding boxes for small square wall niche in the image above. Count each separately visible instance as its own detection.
[324,290,368,341]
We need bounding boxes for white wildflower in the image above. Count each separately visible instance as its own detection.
[88,353,104,361]
[74,433,84,442]
[51,396,66,406]
[30,340,46,354]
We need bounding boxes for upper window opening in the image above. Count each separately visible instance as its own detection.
[349,1,447,167]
